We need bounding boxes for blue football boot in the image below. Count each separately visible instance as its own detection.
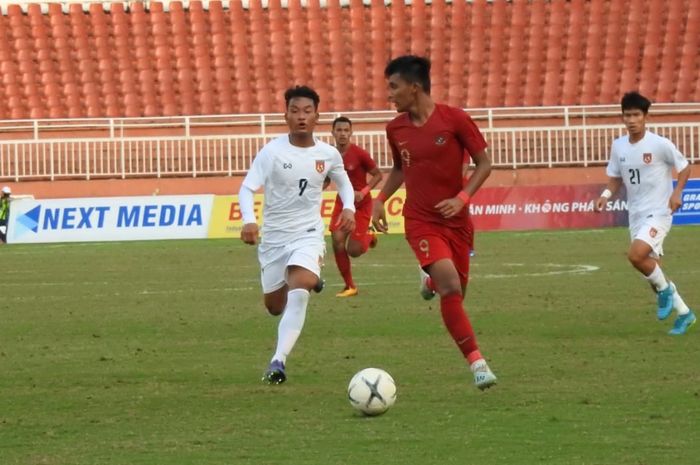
[656,284,675,320]
[668,311,696,336]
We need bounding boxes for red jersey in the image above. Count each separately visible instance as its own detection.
[335,143,377,207]
[385,103,487,227]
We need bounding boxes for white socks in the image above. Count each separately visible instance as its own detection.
[671,282,691,315]
[272,289,310,364]
[645,264,669,292]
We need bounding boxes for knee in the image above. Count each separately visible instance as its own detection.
[347,246,363,258]
[265,304,284,316]
[332,239,344,253]
[264,297,286,315]
[627,249,644,266]
[435,279,463,298]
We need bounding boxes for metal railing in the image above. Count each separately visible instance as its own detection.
[2,103,700,140]
[1,123,698,181]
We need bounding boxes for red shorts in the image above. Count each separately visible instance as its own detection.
[330,198,372,242]
[405,218,473,286]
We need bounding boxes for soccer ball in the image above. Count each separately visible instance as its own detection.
[347,367,397,416]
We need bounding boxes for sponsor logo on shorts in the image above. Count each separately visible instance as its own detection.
[435,136,446,145]
[643,153,652,164]
[649,227,658,238]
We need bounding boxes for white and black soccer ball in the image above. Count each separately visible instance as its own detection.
[347,367,397,416]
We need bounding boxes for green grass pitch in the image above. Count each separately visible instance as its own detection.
[1,227,699,465]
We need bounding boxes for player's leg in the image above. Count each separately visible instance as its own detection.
[628,220,677,319]
[447,224,496,389]
[426,258,496,390]
[346,201,375,258]
[639,221,697,334]
[264,240,324,383]
[330,200,357,296]
[332,228,357,296]
[628,239,676,318]
[258,247,293,384]
[407,223,495,390]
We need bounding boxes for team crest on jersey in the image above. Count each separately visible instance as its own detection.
[649,227,658,238]
[643,153,652,164]
[315,160,325,173]
[435,136,447,145]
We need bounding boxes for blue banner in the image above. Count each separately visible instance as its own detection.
[674,178,700,226]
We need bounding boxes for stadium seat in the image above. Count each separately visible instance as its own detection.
[0,0,698,119]
[410,0,427,56]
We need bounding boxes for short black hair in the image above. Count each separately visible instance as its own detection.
[332,116,352,129]
[284,85,320,109]
[384,55,431,93]
[621,91,651,114]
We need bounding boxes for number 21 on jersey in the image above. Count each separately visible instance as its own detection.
[628,168,641,185]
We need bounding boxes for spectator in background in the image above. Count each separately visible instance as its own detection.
[0,186,11,243]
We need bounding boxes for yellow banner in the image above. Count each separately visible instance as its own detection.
[207,190,407,238]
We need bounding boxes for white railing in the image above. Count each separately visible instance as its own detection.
[1,123,698,181]
[1,103,700,138]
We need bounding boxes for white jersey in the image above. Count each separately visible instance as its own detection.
[242,135,352,246]
[606,131,689,225]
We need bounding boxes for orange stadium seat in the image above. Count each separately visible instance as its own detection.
[0,0,697,120]
[446,0,466,105]
[389,0,408,58]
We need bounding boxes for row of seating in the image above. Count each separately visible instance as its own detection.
[0,0,698,119]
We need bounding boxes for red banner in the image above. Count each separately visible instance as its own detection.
[468,184,629,231]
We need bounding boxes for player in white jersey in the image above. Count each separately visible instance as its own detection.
[595,92,694,335]
[238,86,356,383]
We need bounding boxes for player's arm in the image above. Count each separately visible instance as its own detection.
[437,110,491,218]
[238,185,259,245]
[328,155,356,234]
[357,166,383,202]
[668,141,692,212]
[356,150,383,202]
[670,164,691,212]
[372,133,404,233]
[595,143,624,212]
[436,148,492,219]
[239,148,268,245]
[594,177,623,212]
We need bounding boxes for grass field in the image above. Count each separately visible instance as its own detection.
[1,227,699,465]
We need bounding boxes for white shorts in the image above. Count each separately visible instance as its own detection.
[629,214,672,258]
[257,237,326,294]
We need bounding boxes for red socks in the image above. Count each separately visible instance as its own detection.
[334,249,355,289]
[440,293,480,361]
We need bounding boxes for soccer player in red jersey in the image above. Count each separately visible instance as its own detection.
[329,116,384,297]
[372,55,497,390]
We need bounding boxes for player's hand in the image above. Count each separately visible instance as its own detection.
[336,208,356,234]
[594,196,608,212]
[354,191,364,203]
[435,197,466,218]
[372,200,389,233]
[240,223,259,245]
[669,192,683,212]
